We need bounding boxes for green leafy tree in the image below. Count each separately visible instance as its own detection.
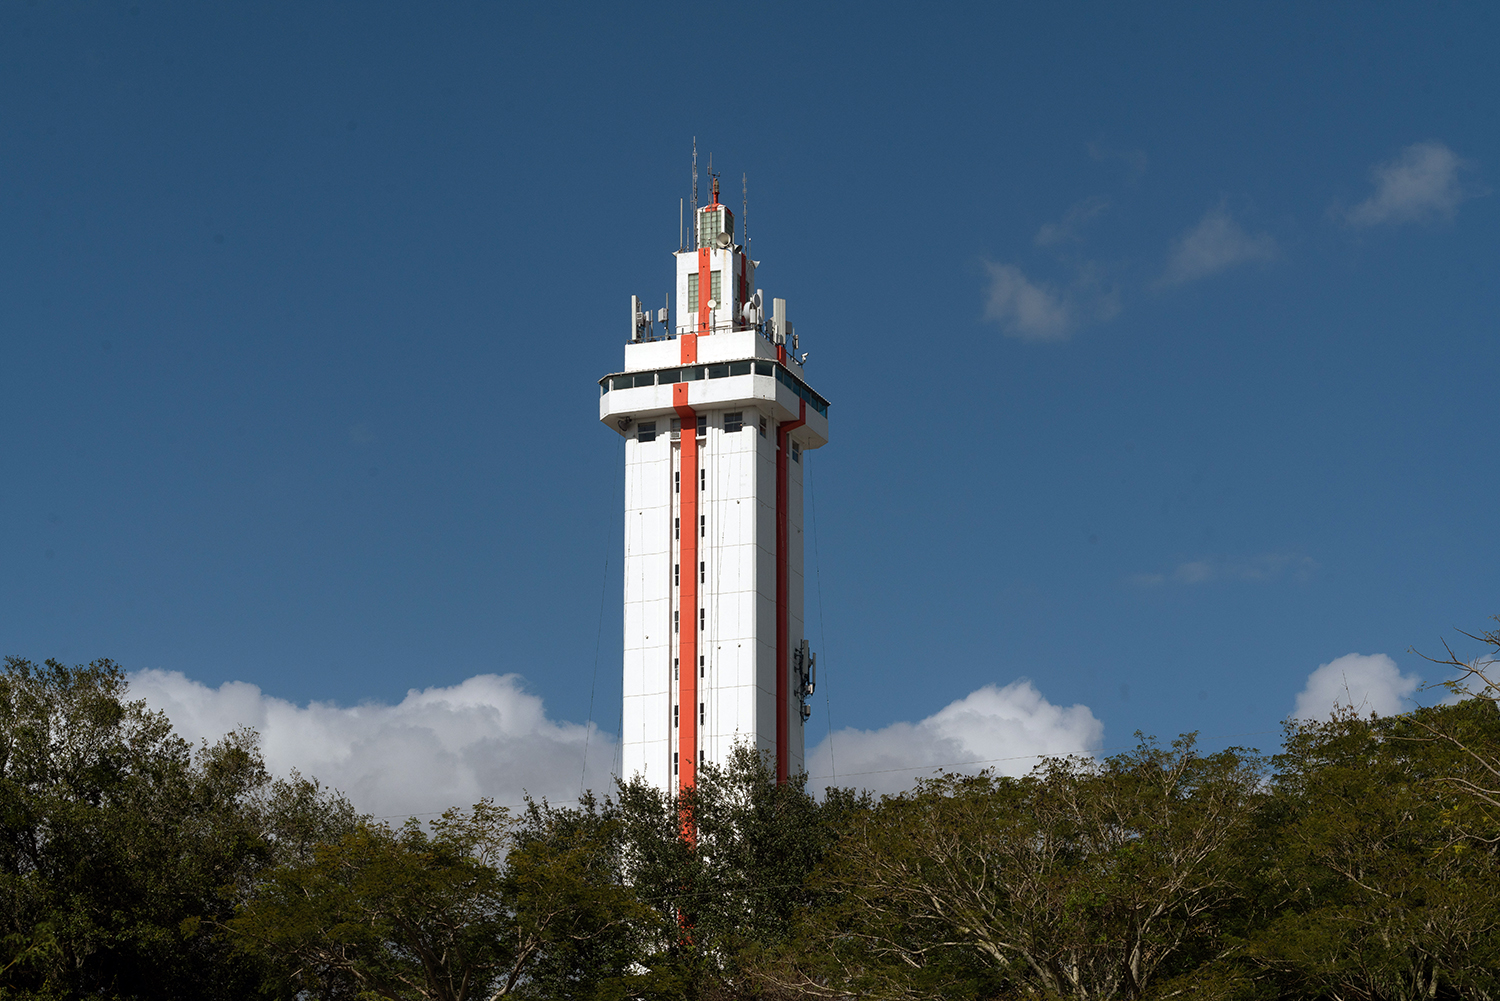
[1245,703,1500,1001]
[0,656,353,1000]
[614,745,868,998]
[233,801,521,1001]
[1413,615,1500,827]
[508,793,682,1000]
[235,795,671,1001]
[795,736,1266,1000]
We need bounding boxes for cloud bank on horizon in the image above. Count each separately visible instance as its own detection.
[131,650,1454,818]
[127,670,616,819]
[129,669,1106,814]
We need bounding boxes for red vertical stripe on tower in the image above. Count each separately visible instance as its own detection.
[774,399,806,785]
[697,247,711,335]
[673,384,698,804]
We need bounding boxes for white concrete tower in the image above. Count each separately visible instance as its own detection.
[599,172,828,794]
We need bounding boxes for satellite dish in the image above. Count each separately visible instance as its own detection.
[707,299,719,310]
[714,231,732,249]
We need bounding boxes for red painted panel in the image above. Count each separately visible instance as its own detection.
[673,384,698,811]
[774,399,806,785]
[697,247,711,335]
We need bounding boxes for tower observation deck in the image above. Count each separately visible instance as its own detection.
[598,173,828,793]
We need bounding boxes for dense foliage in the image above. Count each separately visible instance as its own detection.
[0,657,356,999]
[5,646,1500,1000]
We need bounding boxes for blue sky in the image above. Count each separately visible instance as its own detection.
[4,3,1497,808]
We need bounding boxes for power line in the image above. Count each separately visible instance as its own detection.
[581,551,609,798]
[807,454,835,781]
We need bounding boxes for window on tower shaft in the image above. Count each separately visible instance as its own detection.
[637,422,656,443]
[686,274,698,314]
[710,271,721,307]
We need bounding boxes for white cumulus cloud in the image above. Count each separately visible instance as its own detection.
[128,670,615,819]
[1345,142,1477,226]
[1292,652,1420,721]
[983,263,1074,341]
[1036,195,1110,246]
[804,679,1103,796]
[982,260,1120,342]
[1159,206,1277,286]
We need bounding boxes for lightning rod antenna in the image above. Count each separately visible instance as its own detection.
[691,138,698,249]
[742,172,748,255]
[679,198,683,252]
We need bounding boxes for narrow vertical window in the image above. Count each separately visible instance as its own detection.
[674,705,679,728]
[687,273,699,313]
[699,561,705,584]
[792,441,801,463]
[674,752,679,775]
[675,471,680,493]
[759,416,767,437]
[700,468,705,491]
[674,518,680,539]
[700,514,705,537]
[674,611,679,633]
[674,657,679,679]
[699,703,704,725]
[710,270,721,306]
[699,655,704,676]
[697,415,707,436]
[674,563,679,586]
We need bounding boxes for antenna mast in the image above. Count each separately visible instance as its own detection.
[742,172,748,255]
[690,138,698,249]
